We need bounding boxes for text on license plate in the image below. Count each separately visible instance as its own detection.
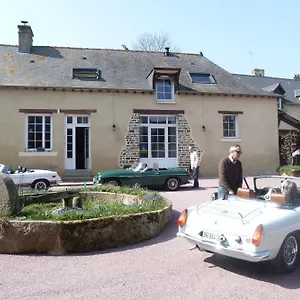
[202,231,220,242]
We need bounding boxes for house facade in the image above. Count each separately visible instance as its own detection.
[0,23,280,177]
[234,70,300,164]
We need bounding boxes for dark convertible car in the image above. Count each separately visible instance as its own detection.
[93,162,191,191]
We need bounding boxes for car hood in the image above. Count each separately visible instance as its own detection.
[95,169,135,177]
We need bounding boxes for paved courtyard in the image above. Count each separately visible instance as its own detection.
[0,177,300,300]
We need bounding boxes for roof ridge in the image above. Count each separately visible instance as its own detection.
[233,73,296,81]
[0,44,203,56]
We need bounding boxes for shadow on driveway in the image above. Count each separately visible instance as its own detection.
[204,253,300,289]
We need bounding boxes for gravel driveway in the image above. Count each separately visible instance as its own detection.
[1,177,300,300]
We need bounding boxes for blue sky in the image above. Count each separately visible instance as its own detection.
[1,0,299,78]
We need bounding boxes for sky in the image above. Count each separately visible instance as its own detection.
[1,0,300,79]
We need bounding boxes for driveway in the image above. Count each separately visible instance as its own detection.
[1,177,300,300]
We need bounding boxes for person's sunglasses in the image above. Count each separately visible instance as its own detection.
[235,150,242,154]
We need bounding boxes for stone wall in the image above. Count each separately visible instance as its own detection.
[177,114,200,169]
[0,198,172,254]
[118,113,199,169]
[118,113,140,168]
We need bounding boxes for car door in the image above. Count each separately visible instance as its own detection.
[136,169,161,188]
[8,172,25,186]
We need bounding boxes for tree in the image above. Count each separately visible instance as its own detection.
[280,132,298,165]
[132,32,180,52]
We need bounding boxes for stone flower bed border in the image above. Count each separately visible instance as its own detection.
[0,191,172,255]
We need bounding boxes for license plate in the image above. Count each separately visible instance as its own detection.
[202,231,220,243]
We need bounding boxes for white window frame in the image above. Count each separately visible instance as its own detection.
[278,98,284,110]
[155,78,175,103]
[222,114,238,139]
[139,115,178,159]
[25,114,53,151]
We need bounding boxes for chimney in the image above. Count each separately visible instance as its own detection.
[252,68,265,77]
[294,74,300,80]
[164,47,170,56]
[18,21,34,53]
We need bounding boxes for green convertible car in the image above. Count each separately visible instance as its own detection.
[93,162,192,191]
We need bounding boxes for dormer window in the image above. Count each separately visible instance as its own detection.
[72,68,101,80]
[189,72,216,84]
[156,78,174,102]
[146,67,181,103]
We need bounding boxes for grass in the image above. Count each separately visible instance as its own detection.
[14,184,168,221]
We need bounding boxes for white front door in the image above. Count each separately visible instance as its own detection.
[139,115,178,169]
[64,115,91,170]
[65,127,75,169]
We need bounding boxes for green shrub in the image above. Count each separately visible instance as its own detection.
[278,165,300,176]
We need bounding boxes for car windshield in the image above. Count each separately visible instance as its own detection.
[0,164,9,174]
[132,162,148,172]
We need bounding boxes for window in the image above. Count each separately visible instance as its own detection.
[72,68,100,80]
[27,115,52,150]
[278,98,284,110]
[223,114,237,138]
[189,73,216,84]
[139,116,177,159]
[156,79,174,102]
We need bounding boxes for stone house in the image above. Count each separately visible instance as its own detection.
[0,23,280,179]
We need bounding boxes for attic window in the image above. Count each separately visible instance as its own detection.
[189,72,216,84]
[72,68,100,80]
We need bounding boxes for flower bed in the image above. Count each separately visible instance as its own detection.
[0,185,172,254]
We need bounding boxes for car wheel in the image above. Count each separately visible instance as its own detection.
[165,177,180,191]
[32,179,50,190]
[105,179,119,186]
[272,232,299,273]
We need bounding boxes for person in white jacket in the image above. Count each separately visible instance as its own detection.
[189,145,199,188]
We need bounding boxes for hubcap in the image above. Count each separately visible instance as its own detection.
[284,236,298,266]
[35,181,47,190]
[168,179,178,190]
[107,181,118,186]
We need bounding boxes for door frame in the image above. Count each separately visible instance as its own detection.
[64,115,91,170]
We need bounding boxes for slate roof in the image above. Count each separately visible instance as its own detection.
[233,74,300,105]
[0,44,274,97]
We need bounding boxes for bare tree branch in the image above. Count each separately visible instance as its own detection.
[132,32,180,52]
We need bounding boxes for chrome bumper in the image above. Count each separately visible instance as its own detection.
[177,232,271,262]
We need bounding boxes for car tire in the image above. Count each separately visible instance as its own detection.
[104,179,120,186]
[31,179,50,190]
[165,177,180,191]
[271,232,299,273]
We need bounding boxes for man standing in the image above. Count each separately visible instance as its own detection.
[189,145,199,188]
[218,145,243,199]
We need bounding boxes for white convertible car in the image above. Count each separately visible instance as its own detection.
[177,175,300,273]
[0,164,62,190]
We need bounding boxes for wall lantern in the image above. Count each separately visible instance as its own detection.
[202,125,206,132]
[112,124,116,131]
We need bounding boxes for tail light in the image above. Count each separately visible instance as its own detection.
[177,209,188,227]
[252,224,263,247]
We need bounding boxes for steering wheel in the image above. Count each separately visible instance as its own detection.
[263,187,278,201]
